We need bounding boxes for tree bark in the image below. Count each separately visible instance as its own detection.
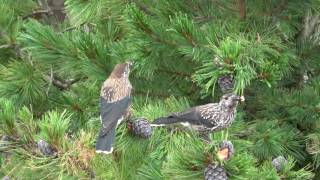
[237,0,246,20]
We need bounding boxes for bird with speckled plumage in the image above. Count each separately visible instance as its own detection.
[96,61,133,154]
[151,93,244,133]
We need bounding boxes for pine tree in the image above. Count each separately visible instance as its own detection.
[1,0,320,179]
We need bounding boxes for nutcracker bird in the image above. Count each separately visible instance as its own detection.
[151,93,244,132]
[96,61,133,154]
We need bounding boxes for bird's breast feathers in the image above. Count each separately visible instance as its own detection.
[101,78,132,103]
[198,103,237,128]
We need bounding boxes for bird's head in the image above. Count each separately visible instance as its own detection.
[219,93,245,109]
[111,60,133,78]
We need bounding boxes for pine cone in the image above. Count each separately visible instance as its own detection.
[272,156,288,172]
[217,141,234,161]
[218,75,233,93]
[204,164,228,180]
[37,139,54,156]
[128,118,152,138]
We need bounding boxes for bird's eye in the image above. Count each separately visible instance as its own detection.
[224,97,228,100]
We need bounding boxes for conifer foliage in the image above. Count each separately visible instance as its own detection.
[0,0,320,179]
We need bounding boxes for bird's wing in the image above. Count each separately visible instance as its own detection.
[96,123,116,152]
[169,107,198,121]
[169,104,217,127]
[99,96,131,137]
[151,108,199,125]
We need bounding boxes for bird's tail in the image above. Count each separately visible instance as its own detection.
[150,116,182,127]
[96,126,116,154]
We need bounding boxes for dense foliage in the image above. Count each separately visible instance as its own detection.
[0,0,320,179]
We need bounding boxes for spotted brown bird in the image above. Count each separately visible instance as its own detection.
[151,93,244,132]
[96,61,133,154]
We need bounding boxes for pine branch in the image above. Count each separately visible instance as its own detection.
[182,32,197,47]
[0,44,12,49]
[22,8,64,20]
[22,9,51,19]
[44,75,82,90]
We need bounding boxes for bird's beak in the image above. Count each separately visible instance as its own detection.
[126,59,133,69]
[234,95,245,102]
[128,61,134,69]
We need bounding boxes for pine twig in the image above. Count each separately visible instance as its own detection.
[22,9,51,19]
[44,75,82,90]
[182,32,197,47]
[22,9,64,20]
[0,44,12,49]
